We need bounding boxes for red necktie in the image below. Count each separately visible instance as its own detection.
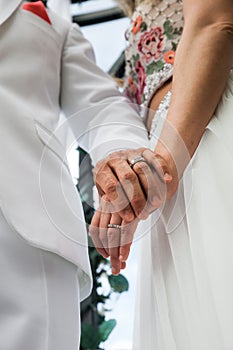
[23,1,51,25]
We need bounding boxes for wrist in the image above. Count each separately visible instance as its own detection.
[154,123,191,179]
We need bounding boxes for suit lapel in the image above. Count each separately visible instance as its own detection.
[0,0,23,26]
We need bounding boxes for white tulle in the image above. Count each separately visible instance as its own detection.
[133,71,233,350]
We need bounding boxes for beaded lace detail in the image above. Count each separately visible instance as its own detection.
[149,90,171,140]
[124,0,183,110]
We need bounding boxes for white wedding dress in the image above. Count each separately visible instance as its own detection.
[123,1,233,349]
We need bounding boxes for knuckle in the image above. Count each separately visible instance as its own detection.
[101,200,112,214]
[108,151,125,162]
[117,197,129,209]
[131,196,145,208]
[121,171,136,182]
[105,179,118,194]
[117,204,130,214]
[133,162,148,175]
[109,151,119,159]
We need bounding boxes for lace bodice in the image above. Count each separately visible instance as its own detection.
[124,0,183,108]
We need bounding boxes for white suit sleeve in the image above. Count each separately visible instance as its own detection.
[60,23,149,165]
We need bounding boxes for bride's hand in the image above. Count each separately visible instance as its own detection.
[90,195,139,275]
[142,148,179,202]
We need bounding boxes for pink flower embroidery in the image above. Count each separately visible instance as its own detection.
[138,27,164,63]
[135,61,146,105]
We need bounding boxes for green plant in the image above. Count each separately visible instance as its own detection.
[80,245,129,350]
[77,148,129,350]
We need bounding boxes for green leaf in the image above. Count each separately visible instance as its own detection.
[127,59,133,69]
[166,33,174,40]
[132,53,139,66]
[130,70,138,83]
[163,20,174,40]
[81,323,100,349]
[140,21,147,31]
[173,27,183,36]
[163,20,172,32]
[171,41,177,51]
[146,60,164,75]
[108,274,129,293]
[99,319,117,342]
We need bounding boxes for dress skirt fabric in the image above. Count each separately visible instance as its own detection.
[0,208,81,350]
[133,71,233,350]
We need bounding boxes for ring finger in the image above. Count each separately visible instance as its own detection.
[107,214,122,275]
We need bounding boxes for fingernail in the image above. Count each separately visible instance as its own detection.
[119,255,124,262]
[164,173,172,182]
[112,267,118,275]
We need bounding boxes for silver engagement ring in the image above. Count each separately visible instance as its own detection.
[129,156,147,168]
[107,224,122,229]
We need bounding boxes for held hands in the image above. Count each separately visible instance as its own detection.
[90,197,139,275]
[90,148,178,274]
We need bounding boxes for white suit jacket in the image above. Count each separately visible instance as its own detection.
[0,0,149,300]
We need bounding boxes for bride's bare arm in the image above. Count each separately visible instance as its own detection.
[146,0,233,198]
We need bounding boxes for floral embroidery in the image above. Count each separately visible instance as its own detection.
[124,1,184,107]
[138,27,164,63]
[132,15,143,35]
[126,77,141,105]
[127,77,137,92]
[135,61,146,104]
[146,60,164,74]
[163,20,174,40]
[163,50,176,65]
[127,77,138,97]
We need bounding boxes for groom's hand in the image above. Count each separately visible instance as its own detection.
[94,148,172,222]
